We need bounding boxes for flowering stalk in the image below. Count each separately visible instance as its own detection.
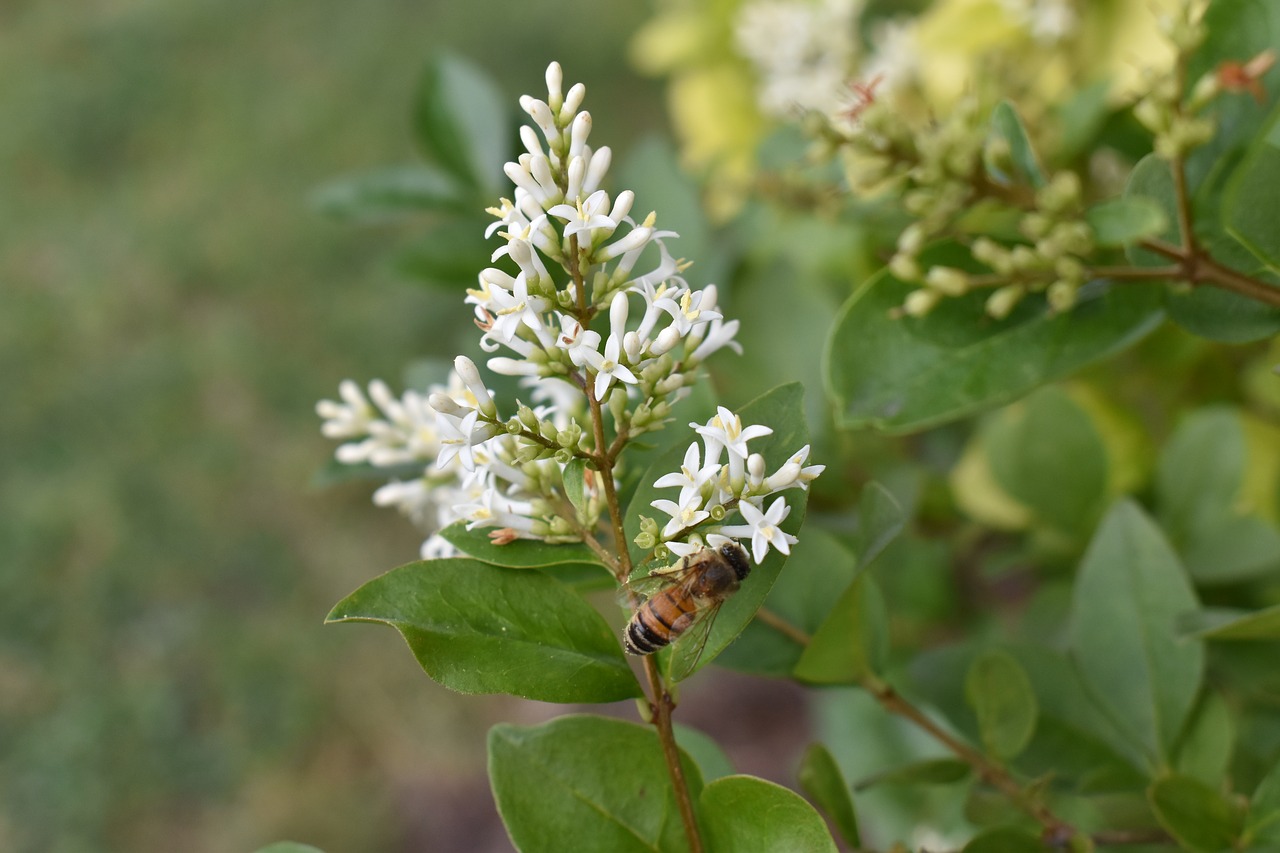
[319,61,822,852]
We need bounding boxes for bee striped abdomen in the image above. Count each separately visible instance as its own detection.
[625,588,698,655]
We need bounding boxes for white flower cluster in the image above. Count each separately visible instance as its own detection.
[643,407,824,565]
[734,0,863,117]
[319,62,745,558]
[472,61,741,406]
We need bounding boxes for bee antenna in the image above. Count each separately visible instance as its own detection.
[721,543,751,581]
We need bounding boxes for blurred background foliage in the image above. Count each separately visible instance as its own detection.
[0,1,662,850]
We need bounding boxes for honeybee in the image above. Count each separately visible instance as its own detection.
[623,542,752,668]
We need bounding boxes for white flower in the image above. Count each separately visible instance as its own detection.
[582,331,637,400]
[557,314,602,368]
[762,444,826,492]
[653,442,721,508]
[651,491,711,540]
[316,379,375,439]
[719,496,797,564]
[436,409,483,470]
[693,408,773,490]
[858,19,921,97]
[548,189,618,243]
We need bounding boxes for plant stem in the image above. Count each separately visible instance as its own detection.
[861,674,1075,840]
[568,235,705,853]
[755,607,812,646]
[1139,238,1280,307]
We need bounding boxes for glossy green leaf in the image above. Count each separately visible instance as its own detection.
[395,218,494,289]
[673,724,735,782]
[823,260,1163,433]
[439,522,604,568]
[624,383,810,682]
[792,574,887,684]
[1178,605,1280,640]
[700,775,838,853]
[962,827,1045,853]
[562,457,589,518]
[252,845,325,853]
[1175,692,1235,787]
[850,481,906,574]
[1149,774,1243,853]
[1156,408,1280,584]
[716,528,856,676]
[1068,500,1204,765]
[488,715,702,853]
[1224,104,1280,272]
[965,650,1038,761]
[412,54,509,192]
[1250,760,1280,842]
[798,743,861,848]
[327,559,639,702]
[1084,197,1168,247]
[310,165,466,223]
[988,101,1046,188]
[854,757,971,790]
[984,387,1108,537]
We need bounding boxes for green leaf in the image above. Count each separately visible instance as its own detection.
[823,257,1163,433]
[624,383,810,682]
[792,573,887,684]
[1149,774,1243,853]
[965,650,1038,761]
[1156,408,1280,584]
[850,481,906,574]
[412,55,509,192]
[673,724,736,782]
[1250,760,1280,842]
[797,743,861,848]
[395,218,494,289]
[327,559,639,703]
[983,387,1109,537]
[1084,197,1168,247]
[252,845,325,853]
[562,457,589,518]
[1068,501,1204,765]
[488,714,703,853]
[700,775,838,853]
[1224,104,1280,273]
[716,528,856,677]
[988,101,1046,188]
[854,757,972,790]
[1178,605,1280,640]
[310,165,466,223]
[1175,692,1235,787]
[439,521,604,568]
[962,827,1046,853]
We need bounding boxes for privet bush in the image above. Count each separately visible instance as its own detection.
[283,1,1280,849]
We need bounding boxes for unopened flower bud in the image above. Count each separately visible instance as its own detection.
[1047,280,1078,312]
[454,355,497,417]
[903,288,943,317]
[429,392,467,418]
[889,253,922,282]
[1020,212,1054,241]
[554,447,575,465]
[897,223,926,257]
[986,284,1025,319]
[925,266,970,296]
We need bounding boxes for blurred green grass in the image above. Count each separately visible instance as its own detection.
[0,1,659,849]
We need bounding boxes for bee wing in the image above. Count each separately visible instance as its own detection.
[666,599,724,682]
[616,560,697,607]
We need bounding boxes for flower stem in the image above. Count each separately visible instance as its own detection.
[1139,238,1280,307]
[568,234,705,853]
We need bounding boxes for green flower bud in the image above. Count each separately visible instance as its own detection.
[1134,97,1168,134]
[890,253,922,282]
[986,284,1026,319]
[1047,280,1078,312]
[903,288,943,317]
[925,265,970,296]
[1020,212,1054,241]
[1055,255,1087,284]
[897,223,926,257]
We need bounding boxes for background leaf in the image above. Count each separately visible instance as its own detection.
[1148,774,1243,852]
[488,715,703,853]
[1069,501,1204,765]
[327,559,640,702]
[700,775,838,853]
[797,743,861,848]
[310,165,467,223]
[792,573,888,685]
[849,481,907,573]
[1249,760,1280,843]
[988,101,1046,188]
[1085,197,1167,247]
[965,649,1038,761]
[1178,605,1280,640]
[823,258,1163,433]
[962,827,1045,853]
[439,521,605,568]
[412,54,509,193]
[853,757,971,790]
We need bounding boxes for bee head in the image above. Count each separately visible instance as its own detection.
[720,542,751,581]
